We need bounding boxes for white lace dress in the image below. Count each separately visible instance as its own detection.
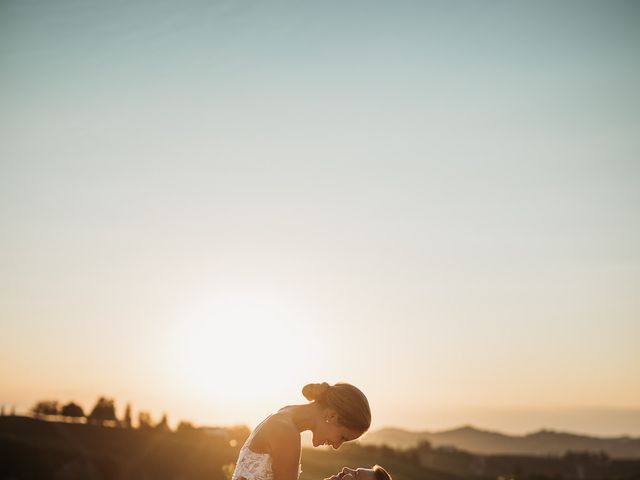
[231,419,302,480]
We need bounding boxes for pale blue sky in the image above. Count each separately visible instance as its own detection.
[1,1,639,435]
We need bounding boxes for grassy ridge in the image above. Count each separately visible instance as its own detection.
[9,416,637,480]
[0,416,236,480]
[0,416,455,480]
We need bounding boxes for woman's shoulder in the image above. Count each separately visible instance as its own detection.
[263,412,299,438]
[254,412,300,452]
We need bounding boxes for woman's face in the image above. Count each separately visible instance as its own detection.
[311,410,362,449]
[325,467,377,480]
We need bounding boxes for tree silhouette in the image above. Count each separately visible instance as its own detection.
[88,397,117,425]
[31,400,60,417]
[138,411,154,429]
[177,420,197,435]
[61,402,85,419]
[123,403,132,428]
[156,413,170,432]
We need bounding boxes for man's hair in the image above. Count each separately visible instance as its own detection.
[372,465,392,480]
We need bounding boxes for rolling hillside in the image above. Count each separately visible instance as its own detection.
[361,426,640,458]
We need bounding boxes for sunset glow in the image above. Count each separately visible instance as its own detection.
[1,0,639,438]
[166,288,319,403]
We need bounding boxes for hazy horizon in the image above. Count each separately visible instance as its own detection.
[6,398,640,438]
[2,1,639,438]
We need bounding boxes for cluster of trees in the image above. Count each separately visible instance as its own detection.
[31,400,85,419]
[28,396,171,431]
[5,396,251,446]
[0,405,16,416]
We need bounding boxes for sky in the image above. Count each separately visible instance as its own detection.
[1,1,639,437]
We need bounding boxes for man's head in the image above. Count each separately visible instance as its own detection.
[325,465,392,480]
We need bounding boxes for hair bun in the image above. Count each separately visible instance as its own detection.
[302,382,330,401]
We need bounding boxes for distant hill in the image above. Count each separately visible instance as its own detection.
[361,426,640,458]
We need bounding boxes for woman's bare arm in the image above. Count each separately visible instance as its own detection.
[266,419,301,480]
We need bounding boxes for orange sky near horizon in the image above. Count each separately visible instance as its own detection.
[2,1,640,437]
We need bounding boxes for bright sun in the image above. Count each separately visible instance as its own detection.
[167,288,319,405]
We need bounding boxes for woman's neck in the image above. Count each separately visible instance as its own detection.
[281,403,320,433]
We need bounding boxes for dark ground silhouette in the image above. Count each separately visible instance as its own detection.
[2,416,640,480]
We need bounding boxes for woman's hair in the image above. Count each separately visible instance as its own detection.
[302,382,371,433]
[372,465,392,480]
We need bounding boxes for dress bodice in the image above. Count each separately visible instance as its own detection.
[231,417,301,480]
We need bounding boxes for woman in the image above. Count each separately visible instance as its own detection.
[231,382,371,480]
